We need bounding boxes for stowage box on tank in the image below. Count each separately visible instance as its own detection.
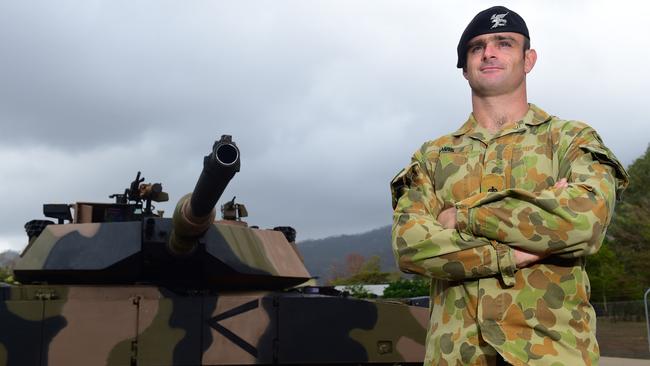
[1,135,428,366]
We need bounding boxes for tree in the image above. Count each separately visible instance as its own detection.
[587,144,650,301]
[325,260,345,282]
[585,241,629,304]
[328,254,400,286]
[340,284,374,299]
[620,144,650,203]
[383,277,430,299]
[0,267,14,284]
[324,252,369,283]
[345,253,365,277]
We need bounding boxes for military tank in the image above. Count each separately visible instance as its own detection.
[1,135,427,366]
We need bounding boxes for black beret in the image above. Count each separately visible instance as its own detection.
[456,6,529,68]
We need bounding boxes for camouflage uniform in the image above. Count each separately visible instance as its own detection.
[390,104,629,366]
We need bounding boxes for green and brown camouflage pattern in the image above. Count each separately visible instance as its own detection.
[391,104,629,365]
[14,219,311,289]
[0,284,428,365]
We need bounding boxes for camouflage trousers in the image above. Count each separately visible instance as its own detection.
[423,314,598,366]
[424,332,511,365]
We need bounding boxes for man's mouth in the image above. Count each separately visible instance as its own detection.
[480,65,502,72]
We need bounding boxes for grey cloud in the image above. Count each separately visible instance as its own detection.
[1,1,648,252]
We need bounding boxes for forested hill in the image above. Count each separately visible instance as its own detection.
[0,250,18,268]
[297,225,395,282]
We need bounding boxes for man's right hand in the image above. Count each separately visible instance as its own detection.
[513,249,544,268]
[437,206,457,229]
[555,178,569,189]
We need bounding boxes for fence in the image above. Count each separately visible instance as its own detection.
[592,299,650,359]
[593,300,646,322]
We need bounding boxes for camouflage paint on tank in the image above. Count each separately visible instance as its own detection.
[202,293,273,365]
[123,288,207,365]
[241,228,308,278]
[349,300,428,363]
[0,285,428,366]
[272,295,428,364]
[13,219,309,289]
[0,285,67,366]
[210,224,309,279]
[14,222,141,271]
[47,286,140,365]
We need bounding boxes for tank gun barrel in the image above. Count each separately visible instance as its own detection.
[169,135,240,254]
[190,135,240,217]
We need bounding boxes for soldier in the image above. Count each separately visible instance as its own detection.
[390,6,629,366]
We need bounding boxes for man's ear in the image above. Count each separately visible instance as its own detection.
[524,49,537,73]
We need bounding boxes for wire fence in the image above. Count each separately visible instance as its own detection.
[593,300,646,322]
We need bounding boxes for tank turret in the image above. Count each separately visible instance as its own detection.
[13,135,310,290]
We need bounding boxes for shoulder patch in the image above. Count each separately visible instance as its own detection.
[579,144,629,199]
[390,162,419,209]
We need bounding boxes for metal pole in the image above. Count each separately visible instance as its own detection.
[644,288,650,352]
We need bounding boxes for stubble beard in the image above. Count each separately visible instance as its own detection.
[469,70,526,98]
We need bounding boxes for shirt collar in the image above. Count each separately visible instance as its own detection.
[451,104,552,137]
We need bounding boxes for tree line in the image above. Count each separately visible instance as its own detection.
[588,144,650,302]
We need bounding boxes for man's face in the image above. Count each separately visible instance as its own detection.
[462,32,536,97]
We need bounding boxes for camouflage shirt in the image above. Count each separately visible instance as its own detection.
[390,104,629,366]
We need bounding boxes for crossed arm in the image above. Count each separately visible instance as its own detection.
[391,129,627,285]
[436,178,569,268]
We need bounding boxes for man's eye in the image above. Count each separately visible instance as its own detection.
[470,45,483,53]
[499,41,512,47]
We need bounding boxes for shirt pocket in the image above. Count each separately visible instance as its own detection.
[509,142,556,192]
[433,145,481,203]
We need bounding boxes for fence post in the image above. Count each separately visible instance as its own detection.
[645,288,650,352]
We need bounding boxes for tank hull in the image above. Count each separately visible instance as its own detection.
[0,284,428,365]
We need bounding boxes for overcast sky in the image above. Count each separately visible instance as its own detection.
[1,1,648,252]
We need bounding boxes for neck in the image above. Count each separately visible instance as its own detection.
[471,85,529,133]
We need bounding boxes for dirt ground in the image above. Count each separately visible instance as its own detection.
[597,320,650,359]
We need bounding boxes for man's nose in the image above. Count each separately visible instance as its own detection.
[482,43,497,60]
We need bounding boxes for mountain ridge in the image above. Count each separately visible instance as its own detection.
[0,250,19,268]
[297,225,395,282]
